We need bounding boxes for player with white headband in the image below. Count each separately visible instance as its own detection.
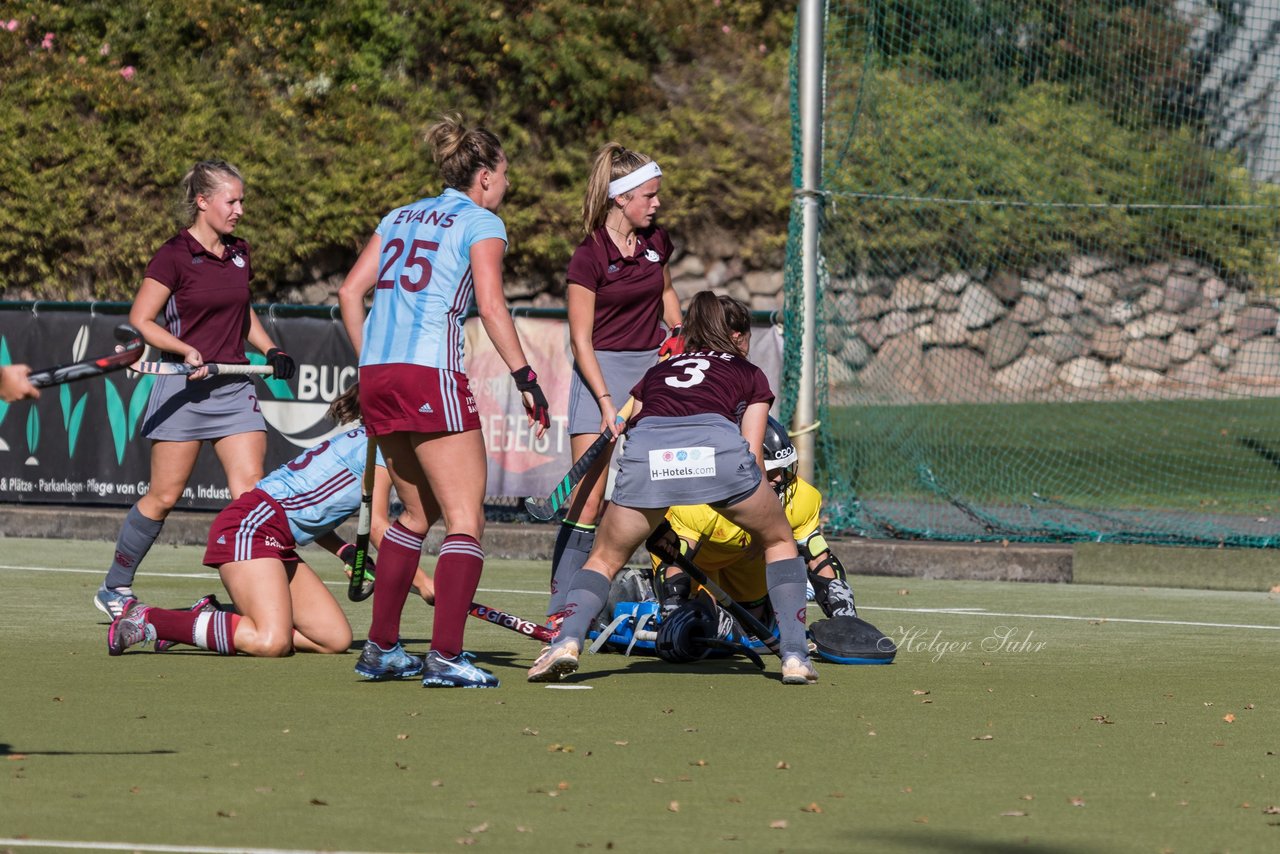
[544,144,683,628]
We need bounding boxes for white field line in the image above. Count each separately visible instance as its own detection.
[4,565,1278,632]
[0,840,392,854]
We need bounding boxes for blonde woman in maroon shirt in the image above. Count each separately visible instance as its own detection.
[94,160,295,619]
[546,142,683,623]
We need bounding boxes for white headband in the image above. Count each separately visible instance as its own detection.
[608,161,662,199]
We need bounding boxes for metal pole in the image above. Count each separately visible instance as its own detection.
[795,0,824,483]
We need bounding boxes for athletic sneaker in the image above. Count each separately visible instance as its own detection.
[421,651,500,688]
[527,640,580,683]
[155,593,223,652]
[354,640,424,680]
[94,584,136,620]
[780,654,819,685]
[107,600,155,656]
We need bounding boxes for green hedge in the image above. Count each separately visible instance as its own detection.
[0,1,794,299]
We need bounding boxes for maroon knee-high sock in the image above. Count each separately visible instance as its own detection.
[430,534,484,658]
[148,608,239,655]
[367,522,424,648]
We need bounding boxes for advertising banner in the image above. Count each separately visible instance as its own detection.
[0,307,781,509]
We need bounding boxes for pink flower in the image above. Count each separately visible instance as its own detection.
[99,41,110,56]
[119,65,135,81]
[5,19,18,32]
[41,31,53,50]
[721,24,731,34]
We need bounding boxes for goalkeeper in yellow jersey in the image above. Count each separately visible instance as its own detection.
[649,416,893,664]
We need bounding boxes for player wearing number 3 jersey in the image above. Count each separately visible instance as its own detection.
[529,292,817,685]
[339,114,550,688]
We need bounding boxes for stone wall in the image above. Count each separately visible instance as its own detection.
[826,256,1280,404]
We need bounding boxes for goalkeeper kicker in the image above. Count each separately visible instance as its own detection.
[649,416,894,665]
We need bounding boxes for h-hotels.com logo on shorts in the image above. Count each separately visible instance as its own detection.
[648,447,717,480]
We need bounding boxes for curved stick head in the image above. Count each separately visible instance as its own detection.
[347,578,375,602]
[524,496,556,522]
[113,323,142,344]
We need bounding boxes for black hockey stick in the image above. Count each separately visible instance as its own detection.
[524,350,675,521]
[28,324,144,388]
[346,438,377,601]
[524,396,635,521]
[645,521,782,659]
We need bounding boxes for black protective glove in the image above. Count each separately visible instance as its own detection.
[266,347,296,380]
[511,365,551,431]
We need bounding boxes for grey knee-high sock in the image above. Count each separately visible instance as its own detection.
[766,556,810,659]
[553,568,613,649]
[547,521,596,617]
[104,505,164,589]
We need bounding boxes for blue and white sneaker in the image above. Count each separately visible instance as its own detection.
[354,640,424,680]
[155,593,224,653]
[422,650,500,688]
[108,600,155,656]
[94,584,137,620]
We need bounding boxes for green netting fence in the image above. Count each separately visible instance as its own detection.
[782,1,1280,547]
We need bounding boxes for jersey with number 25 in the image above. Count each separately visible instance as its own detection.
[360,187,507,373]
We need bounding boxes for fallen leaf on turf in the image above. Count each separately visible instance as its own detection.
[217,810,236,818]
[769,819,788,829]
[684,727,698,732]
[1091,715,1114,724]
[614,740,628,746]
[901,787,912,793]
[914,817,928,824]
[1240,802,1252,809]
[662,708,674,715]
[1000,811,1028,817]
[652,777,665,784]
[396,733,410,740]
[802,803,822,813]
[668,801,680,813]
[310,799,327,806]
[432,780,444,787]
[1020,794,1034,801]
[912,689,929,696]
[468,823,489,833]
[728,796,742,803]
[557,782,570,791]
[776,761,790,770]
[6,755,27,761]
[130,786,141,794]
[516,826,530,832]
[1223,714,1236,723]
[522,728,539,736]
[456,837,475,846]
[898,589,910,596]
[1069,797,1086,807]
[1263,806,1280,814]
[254,787,272,794]
[692,759,708,766]
[395,762,408,770]
[677,774,692,782]
[973,735,994,741]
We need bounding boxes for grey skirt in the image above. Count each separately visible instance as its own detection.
[567,348,658,435]
[141,373,267,441]
[612,414,762,509]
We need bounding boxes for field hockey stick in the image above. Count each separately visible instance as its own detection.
[645,523,783,659]
[131,361,277,377]
[524,396,637,521]
[346,438,377,601]
[28,323,144,388]
[469,602,556,642]
[524,350,675,521]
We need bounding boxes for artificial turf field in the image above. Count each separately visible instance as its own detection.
[1,537,1278,854]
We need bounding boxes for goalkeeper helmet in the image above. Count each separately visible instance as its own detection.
[763,416,798,502]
